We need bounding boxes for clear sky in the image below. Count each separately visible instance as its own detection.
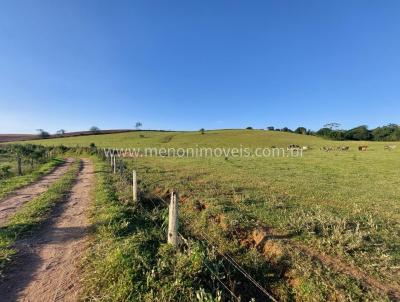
[1,0,399,134]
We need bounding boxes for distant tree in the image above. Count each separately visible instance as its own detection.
[246,127,253,130]
[371,124,400,141]
[135,122,142,130]
[199,128,205,134]
[36,129,50,139]
[294,127,307,135]
[267,126,274,131]
[316,123,399,141]
[345,125,371,140]
[90,126,100,133]
[282,127,292,132]
[275,128,281,131]
[56,129,66,136]
[324,122,341,130]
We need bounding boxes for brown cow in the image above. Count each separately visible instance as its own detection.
[358,145,368,151]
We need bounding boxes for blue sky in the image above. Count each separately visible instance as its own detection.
[1,0,399,133]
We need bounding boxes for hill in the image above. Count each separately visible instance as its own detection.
[6,128,400,300]
[17,129,389,149]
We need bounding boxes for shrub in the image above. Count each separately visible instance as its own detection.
[0,165,12,178]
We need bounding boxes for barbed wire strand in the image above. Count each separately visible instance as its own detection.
[152,194,278,302]
[107,158,278,302]
[108,167,239,301]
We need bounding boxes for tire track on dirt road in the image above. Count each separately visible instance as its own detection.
[0,158,75,226]
[0,159,94,302]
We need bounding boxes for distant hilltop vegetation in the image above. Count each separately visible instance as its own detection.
[1,123,399,144]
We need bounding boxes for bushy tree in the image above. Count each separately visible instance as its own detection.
[56,129,66,136]
[371,124,400,141]
[135,122,142,130]
[294,127,307,135]
[345,125,371,140]
[267,126,274,131]
[36,129,50,139]
[90,126,100,133]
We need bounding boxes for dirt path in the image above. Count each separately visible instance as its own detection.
[0,159,94,302]
[0,158,75,226]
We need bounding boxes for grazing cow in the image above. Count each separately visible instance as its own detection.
[341,146,350,151]
[358,145,368,151]
[321,146,333,152]
[384,145,396,150]
[302,146,310,151]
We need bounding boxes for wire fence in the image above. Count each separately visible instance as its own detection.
[104,153,278,302]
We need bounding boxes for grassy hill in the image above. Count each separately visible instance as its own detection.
[18,129,400,300]
[21,129,389,149]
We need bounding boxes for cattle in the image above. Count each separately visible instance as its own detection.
[384,145,396,150]
[358,145,368,151]
[341,146,350,151]
[287,144,301,151]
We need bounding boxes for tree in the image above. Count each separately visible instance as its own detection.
[36,129,50,139]
[345,125,371,140]
[267,126,274,131]
[294,127,307,135]
[56,129,66,136]
[316,127,332,137]
[282,127,292,132]
[323,122,341,130]
[199,128,205,134]
[246,127,253,130]
[135,122,142,130]
[371,124,400,141]
[90,126,100,133]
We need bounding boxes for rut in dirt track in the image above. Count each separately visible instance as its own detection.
[0,158,93,302]
[0,158,75,226]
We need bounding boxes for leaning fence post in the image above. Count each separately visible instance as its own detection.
[168,190,179,247]
[132,170,137,202]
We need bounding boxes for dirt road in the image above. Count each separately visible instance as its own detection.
[0,158,75,226]
[0,159,93,302]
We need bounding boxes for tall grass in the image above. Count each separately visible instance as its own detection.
[0,158,65,199]
[82,158,281,301]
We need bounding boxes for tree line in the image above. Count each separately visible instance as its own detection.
[264,123,400,141]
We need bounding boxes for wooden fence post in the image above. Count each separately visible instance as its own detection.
[110,154,113,167]
[113,156,116,174]
[168,190,179,247]
[132,170,137,202]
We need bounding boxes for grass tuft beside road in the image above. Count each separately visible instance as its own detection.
[0,159,80,276]
[0,158,65,200]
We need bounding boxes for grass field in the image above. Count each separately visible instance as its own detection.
[23,130,400,300]
[0,158,64,200]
